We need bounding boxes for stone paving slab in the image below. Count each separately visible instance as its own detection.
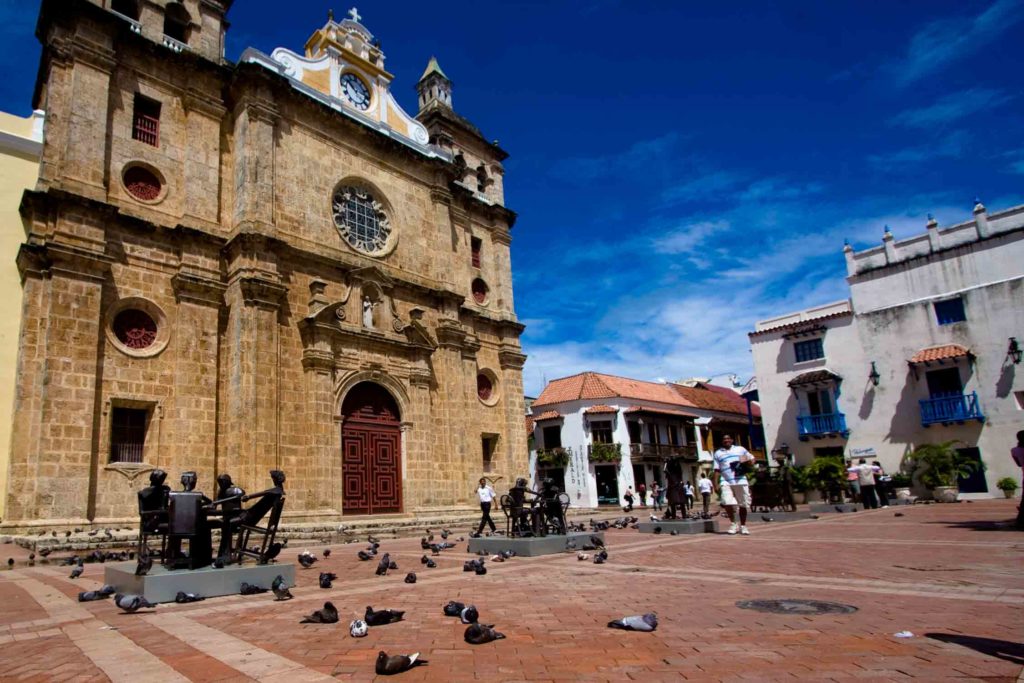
[0,500,1021,681]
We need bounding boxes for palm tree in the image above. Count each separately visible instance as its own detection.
[908,441,981,489]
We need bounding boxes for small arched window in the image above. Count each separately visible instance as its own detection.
[111,0,140,20]
[163,2,190,43]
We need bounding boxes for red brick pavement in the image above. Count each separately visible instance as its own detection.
[0,500,1021,681]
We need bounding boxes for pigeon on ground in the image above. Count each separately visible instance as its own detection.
[271,575,293,601]
[365,605,405,626]
[590,535,605,548]
[319,572,338,589]
[420,554,430,565]
[596,549,608,561]
[264,542,283,562]
[175,591,205,603]
[810,514,820,520]
[608,613,658,631]
[504,551,516,558]
[69,562,84,579]
[670,530,679,535]
[28,552,35,563]
[834,506,845,513]
[99,584,116,596]
[239,582,268,595]
[761,515,774,523]
[653,526,663,534]
[577,552,590,561]
[357,550,373,561]
[367,534,380,544]
[301,601,339,624]
[593,556,606,564]
[6,558,14,567]
[404,572,416,584]
[349,619,368,637]
[375,651,427,676]
[443,600,466,617]
[425,558,436,568]
[650,515,660,522]
[476,549,488,556]
[388,559,398,571]
[115,593,157,613]
[297,551,317,569]
[464,622,506,644]
[490,554,505,563]
[135,545,152,576]
[429,544,442,556]
[376,553,391,576]
[463,560,476,572]
[213,558,225,569]
[38,548,51,558]
[421,537,431,550]
[440,529,450,539]
[322,549,331,558]
[474,562,487,575]
[78,590,111,602]
[460,605,479,624]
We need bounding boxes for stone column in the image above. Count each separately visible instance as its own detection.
[499,343,528,479]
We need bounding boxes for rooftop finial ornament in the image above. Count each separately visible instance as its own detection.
[328,8,334,21]
[973,197,985,212]
[883,224,893,237]
[348,6,361,22]
[926,213,938,228]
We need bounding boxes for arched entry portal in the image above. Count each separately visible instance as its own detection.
[341,382,402,514]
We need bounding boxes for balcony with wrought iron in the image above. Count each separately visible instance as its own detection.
[587,442,622,464]
[628,443,698,462]
[919,391,985,426]
[536,447,570,468]
[796,412,849,440]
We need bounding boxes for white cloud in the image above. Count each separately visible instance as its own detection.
[890,88,1013,128]
[651,220,728,255]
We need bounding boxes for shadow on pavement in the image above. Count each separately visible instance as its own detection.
[925,633,1024,665]
[924,520,1022,532]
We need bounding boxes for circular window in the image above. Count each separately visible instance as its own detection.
[476,369,499,406]
[471,278,489,305]
[123,164,163,202]
[105,297,170,358]
[332,184,393,255]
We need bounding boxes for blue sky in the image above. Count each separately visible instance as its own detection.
[2,1,1022,397]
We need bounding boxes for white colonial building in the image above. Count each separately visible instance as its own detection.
[750,201,1024,498]
[527,372,761,508]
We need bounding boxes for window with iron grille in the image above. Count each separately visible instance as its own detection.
[110,407,148,463]
[132,94,160,147]
[794,338,824,363]
[542,425,562,449]
[934,296,966,325]
[471,237,482,268]
[590,420,613,444]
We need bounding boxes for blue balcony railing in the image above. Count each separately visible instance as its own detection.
[796,412,848,439]
[919,392,985,426]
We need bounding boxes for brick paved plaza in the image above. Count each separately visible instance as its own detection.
[1,501,1022,682]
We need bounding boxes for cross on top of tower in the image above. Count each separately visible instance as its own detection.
[348,7,361,23]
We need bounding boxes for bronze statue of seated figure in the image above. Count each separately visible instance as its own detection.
[234,470,286,564]
[539,478,568,536]
[204,473,245,563]
[165,471,214,570]
[137,469,170,558]
[505,477,539,537]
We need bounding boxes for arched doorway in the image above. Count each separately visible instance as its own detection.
[341,382,402,514]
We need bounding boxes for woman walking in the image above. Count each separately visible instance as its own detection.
[473,477,497,537]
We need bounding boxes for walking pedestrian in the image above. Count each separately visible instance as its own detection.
[638,483,647,507]
[651,482,662,512]
[623,487,635,512]
[848,459,881,509]
[698,473,713,518]
[873,461,891,508]
[846,466,861,504]
[473,477,497,537]
[684,481,695,515]
[1011,430,1024,530]
[712,435,755,535]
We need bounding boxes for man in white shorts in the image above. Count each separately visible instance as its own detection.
[712,435,754,535]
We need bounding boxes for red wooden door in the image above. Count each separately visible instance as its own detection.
[341,383,402,515]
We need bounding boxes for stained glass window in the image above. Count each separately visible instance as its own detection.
[113,309,157,350]
[332,186,391,254]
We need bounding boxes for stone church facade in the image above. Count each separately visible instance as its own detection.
[2,0,526,531]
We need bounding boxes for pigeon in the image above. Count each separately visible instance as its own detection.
[69,563,84,579]
[490,554,505,563]
[650,515,660,522]
[357,550,373,561]
[593,556,606,565]
[264,543,283,562]
[98,584,116,596]
[135,545,153,576]
[213,558,225,569]
[404,572,416,584]
[88,530,98,536]
[62,556,80,566]
[464,622,506,644]
[761,515,774,523]
[271,575,293,601]
[388,559,398,571]
[349,619,368,637]
[240,582,268,595]
[653,526,663,534]
[425,558,436,568]
[474,562,487,575]
[78,590,111,602]
[421,537,431,550]
[440,529,450,539]
[365,605,405,626]
[460,605,479,624]
[420,554,430,565]
[810,514,820,520]
[608,613,658,632]
[443,600,465,617]
[375,650,427,676]
[376,553,391,576]
[834,505,845,513]
[28,552,35,562]
[894,512,905,517]
[596,549,608,561]
[590,535,605,548]
[429,544,442,556]
[297,551,317,569]
[301,601,339,624]
[670,530,679,535]
[39,548,52,558]
[577,552,590,561]
[476,549,488,556]
[367,534,380,544]
[115,593,156,613]
[322,549,331,558]
[175,591,205,603]
[319,572,338,589]
[65,531,71,538]
[463,560,476,572]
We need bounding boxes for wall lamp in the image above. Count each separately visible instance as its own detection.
[1009,337,1022,365]
[868,361,881,386]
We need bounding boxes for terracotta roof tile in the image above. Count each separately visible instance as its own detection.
[583,405,618,414]
[669,383,760,419]
[748,309,852,337]
[533,410,563,421]
[533,372,693,408]
[910,344,971,364]
[787,369,842,387]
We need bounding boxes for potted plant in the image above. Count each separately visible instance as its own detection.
[907,441,981,503]
[588,442,622,464]
[537,447,570,469]
[889,472,913,500]
[788,465,809,504]
[996,477,1019,499]
[805,456,846,503]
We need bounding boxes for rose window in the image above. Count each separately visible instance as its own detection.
[113,309,158,350]
[471,278,489,304]
[123,165,162,201]
[332,186,391,254]
[477,373,493,401]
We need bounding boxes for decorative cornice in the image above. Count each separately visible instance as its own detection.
[239,276,287,308]
[183,87,228,119]
[498,346,527,370]
[301,349,335,373]
[461,334,481,360]
[172,272,226,306]
[435,319,467,349]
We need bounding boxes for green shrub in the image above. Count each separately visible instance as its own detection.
[996,477,1019,492]
[907,441,981,489]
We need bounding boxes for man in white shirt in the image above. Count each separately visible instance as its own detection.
[697,473,714,518]
[847,459,881,509]
[473,477,497,536]
[712,435,754,535]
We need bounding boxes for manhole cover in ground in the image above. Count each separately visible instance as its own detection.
[736,599,857,615]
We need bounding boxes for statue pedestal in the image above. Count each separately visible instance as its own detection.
[466,531,602,557]
[104,561,296,604]
[636,519,717,534]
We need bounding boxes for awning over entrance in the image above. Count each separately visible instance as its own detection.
[787,369,842,388]
[624,406,697,419]
[909,344,971,365]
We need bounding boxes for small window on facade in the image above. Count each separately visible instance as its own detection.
[591,420,613,444]
[647,423,660,444]
[668,425,680,446]
[934,297,966,325]
[132,94,160,147]
[471,278,489,304]
[476,373,493,401]
[481,436,494,473]
[627,421,642,444]
[163,2,190,43]
[112,0,140,20]
[794,338,824,363]
[471,237,482,269]
[542,425,562,449]
[110,407,148,463]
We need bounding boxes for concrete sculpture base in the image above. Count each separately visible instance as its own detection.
[466,531,603,557]
[104,561,296,603]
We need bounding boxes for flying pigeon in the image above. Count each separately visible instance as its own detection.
[375,650,427,676]
[319,572,338,589]
[322,548,331,558]
[608,613,658,631]
[349,619,368,637]
[175,591,205,603]
[376,553,391,576]
[464,622,506,645]
[78,590,111,602]
[460,605,479,624]
[239,582,268,595]
[297,551,317,569]
[365,605,405,626]
[357,550,373,561]
[404,572,416,584]
[443,600,465,617]
[115,593,157,613]
[301,601,339,624]
[271,575,293,601]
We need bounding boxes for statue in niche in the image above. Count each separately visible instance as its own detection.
[362,296,375,328]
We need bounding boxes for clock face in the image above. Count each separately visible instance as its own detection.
[340,73,371,111]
